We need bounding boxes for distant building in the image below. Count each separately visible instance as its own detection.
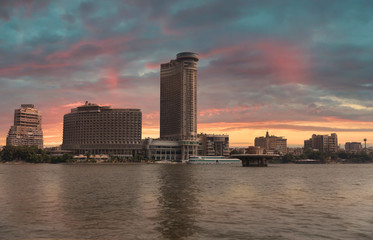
[229,147,246,154]
[159,52,199,161]
[254,131,287,154]
[287,147,303,156]
[304,139,312,150]
[6,104,43,149]
[198,133,229,156]
[245,146,264,154]
[345,142,362,153]
[62,102,142,158]
[304,133,338,153]
[143,138,181,161]
[44,145,72,157]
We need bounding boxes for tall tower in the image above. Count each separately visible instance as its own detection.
[6,104,43,148]
[160,52,199,160]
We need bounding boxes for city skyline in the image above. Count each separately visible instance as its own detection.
[1,1,373,147]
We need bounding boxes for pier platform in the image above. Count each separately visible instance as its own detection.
[231,154,279,167]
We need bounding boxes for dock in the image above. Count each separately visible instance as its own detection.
[231,154,279,167]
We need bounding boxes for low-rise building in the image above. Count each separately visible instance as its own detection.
[245,146,264,154]
[304,133,338,153]
[143,138,182,161]
[254,131,287,155]
[198,133,229,156]
[287,147,303,156]
[345,142,362,153]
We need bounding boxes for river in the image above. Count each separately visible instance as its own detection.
[0,164,372,239]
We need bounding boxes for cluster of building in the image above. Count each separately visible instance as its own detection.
[231,131,367,156]
[3,52,369,159]
[304,133,338,153]
[254,131,287,154]
[4,52,228,161]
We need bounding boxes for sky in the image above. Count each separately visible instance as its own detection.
[1,0,373,147]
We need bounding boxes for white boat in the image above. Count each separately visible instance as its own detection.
[187,156,241,164]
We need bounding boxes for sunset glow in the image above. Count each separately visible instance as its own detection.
[1,1,373,148]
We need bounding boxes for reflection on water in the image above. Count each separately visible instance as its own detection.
[60,166,141,228]
[0,165,65,237]
[156,165,199,239]
[0,164,373,239]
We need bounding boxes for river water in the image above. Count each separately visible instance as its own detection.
[0,164,372,240]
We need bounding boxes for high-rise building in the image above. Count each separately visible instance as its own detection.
[254,131,287,154]
[6,104,43,148]
[160,52,199,160]
[304,133,338,153]
[198,133,229,156]
[62,102,142,157]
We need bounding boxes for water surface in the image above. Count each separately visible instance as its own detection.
[0,164,372,239]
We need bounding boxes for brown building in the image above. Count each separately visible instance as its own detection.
[304,133,338,153]
[254,131,287,155]
[6,104,43,149]
[345,142,362,153]
[160,52,199,161]
[198,133,229,156]
[62,102,142,158]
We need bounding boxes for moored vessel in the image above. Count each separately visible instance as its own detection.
[187,156,241,164]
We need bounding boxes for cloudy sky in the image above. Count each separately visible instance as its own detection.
[1,0,373,147]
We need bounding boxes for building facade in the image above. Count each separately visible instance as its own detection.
[254,131,287,154]
[345,142,362,153]
[198,133,229,156]
[143,138,181,161]
[6,104,43,148]
[304,133,338,153]
[62,102,142,157]
[160,52,199,161]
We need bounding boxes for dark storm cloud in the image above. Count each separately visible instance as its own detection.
[0,0,49,21]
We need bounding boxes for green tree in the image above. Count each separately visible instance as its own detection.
[281,154,294,163]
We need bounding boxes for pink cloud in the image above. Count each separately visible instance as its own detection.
[200,39,311,84]
[46,35,132,61]
[200,44,243,59]
[145,62,159,70]
[255,41,311,83]
[102,68,119,88]
[62,102,85,108]
[321,116,370,123]
[199,105,261,117]
[0,62,72,77]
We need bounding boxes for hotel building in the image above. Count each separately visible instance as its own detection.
[6,104,43,149]
[62,102,142,157]
[159,52,199,161]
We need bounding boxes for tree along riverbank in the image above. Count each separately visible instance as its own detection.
[279,149,373,164]
[0,146,145,164]
[2,145,373,164]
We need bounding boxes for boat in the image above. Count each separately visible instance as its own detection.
[295,159,323,164]
[187,156,241,164]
